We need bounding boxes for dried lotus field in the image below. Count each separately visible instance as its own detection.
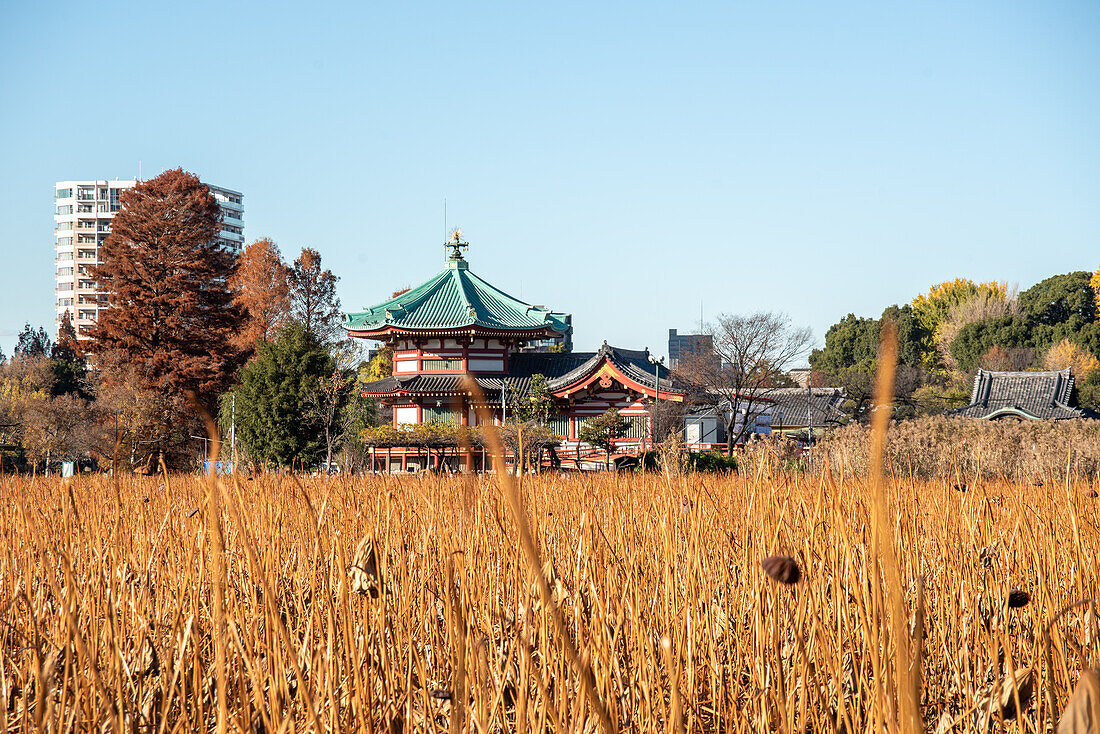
[0,469,1098,733]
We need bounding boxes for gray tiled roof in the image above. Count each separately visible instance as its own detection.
[770,387,848,428]
[946,369,1095,420]
[360,343,683,400]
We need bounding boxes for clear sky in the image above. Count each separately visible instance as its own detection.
[2,1,1098,361]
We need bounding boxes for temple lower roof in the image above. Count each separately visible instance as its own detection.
[360,343,682,400]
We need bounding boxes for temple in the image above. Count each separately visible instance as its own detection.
[344,233,685,471]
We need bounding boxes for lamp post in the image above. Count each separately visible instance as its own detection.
[648,355,664,449]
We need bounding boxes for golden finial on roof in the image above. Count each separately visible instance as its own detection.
[446,228,469,260]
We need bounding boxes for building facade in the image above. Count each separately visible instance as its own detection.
[53,179,244,338]
[668,328,714,370]
[345,236,684,471]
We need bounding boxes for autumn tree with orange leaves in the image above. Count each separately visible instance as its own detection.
[289,247,343,345]
[229,238,291,355]
[88,168,243,463]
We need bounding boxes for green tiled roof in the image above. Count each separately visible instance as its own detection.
[344,257,571,336]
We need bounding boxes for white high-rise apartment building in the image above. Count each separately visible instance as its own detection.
[53,179,244,338]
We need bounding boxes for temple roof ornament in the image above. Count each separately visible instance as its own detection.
[446,229,469,261]
[343,237,571,339]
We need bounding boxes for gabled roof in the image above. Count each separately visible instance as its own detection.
[947,368,1095,420]
[770,387,848,428]
[359,343,685,401]
[544,342,681,396]
[343,256,570,339]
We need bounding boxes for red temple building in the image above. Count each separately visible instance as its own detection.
[344,234,684,471]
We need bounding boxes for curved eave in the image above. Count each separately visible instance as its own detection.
[361,388,471,398]
[982,406,1041,420]
[552,359,685,402]
[345,324,563,341]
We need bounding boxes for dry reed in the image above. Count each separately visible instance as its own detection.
[0,467,1097,730]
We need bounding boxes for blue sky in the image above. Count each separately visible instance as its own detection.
[2,1,1098,362]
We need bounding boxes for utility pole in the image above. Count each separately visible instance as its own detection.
[230,393,236,470]
[807,366,813,472]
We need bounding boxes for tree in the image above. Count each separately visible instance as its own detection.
[91,362,170,471]
[577,408,631,471]
[289,247,342,344]
[979,345,1035,372]
[934,287,1019,370]
[949,315,1031,373]
[14,323,51,357]
[305,369,355,470]
[19,393,93,472]
[911,279,1006,368]
[809,314,880,375]
[1018,271,1096,328]
[88,168,242,408]
[504,374,556,472]
[1044,338,1100,378]
[0,353,95,473]
[879,304,927,369]
[679,311,813,453]
[810,306,925,378]
[338,386,380,471]
[364,346,392,382]
[1092,266,1100,313]
[508,374,554,424]
[229,238,291,355]
[50,312,88,398]
[229,323,334,469]
[1078,369,1100,413]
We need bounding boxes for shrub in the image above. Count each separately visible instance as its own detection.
[817,416,1100,481]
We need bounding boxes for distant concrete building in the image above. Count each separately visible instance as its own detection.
[53,178,243,339]
[787,367,811,388]
[668,328,714,370]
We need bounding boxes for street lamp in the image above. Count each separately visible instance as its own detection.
[648,355,664,448]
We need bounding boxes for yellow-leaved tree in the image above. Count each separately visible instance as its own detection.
[1091,266,1100,312]
[1044,338,1100,378]
[911,279,1009,369]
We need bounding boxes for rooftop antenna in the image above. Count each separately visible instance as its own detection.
[138,160,142,181]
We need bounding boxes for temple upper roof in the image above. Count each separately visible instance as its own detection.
[343,252,571,339]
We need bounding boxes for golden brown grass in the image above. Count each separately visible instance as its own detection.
[0,468,1097,732]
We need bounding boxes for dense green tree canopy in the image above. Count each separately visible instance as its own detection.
[230,323,335,468]
[1018,271,1096,328]
[809,314,879,375]
[949,315,1032,373]
[809,305,925,377]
